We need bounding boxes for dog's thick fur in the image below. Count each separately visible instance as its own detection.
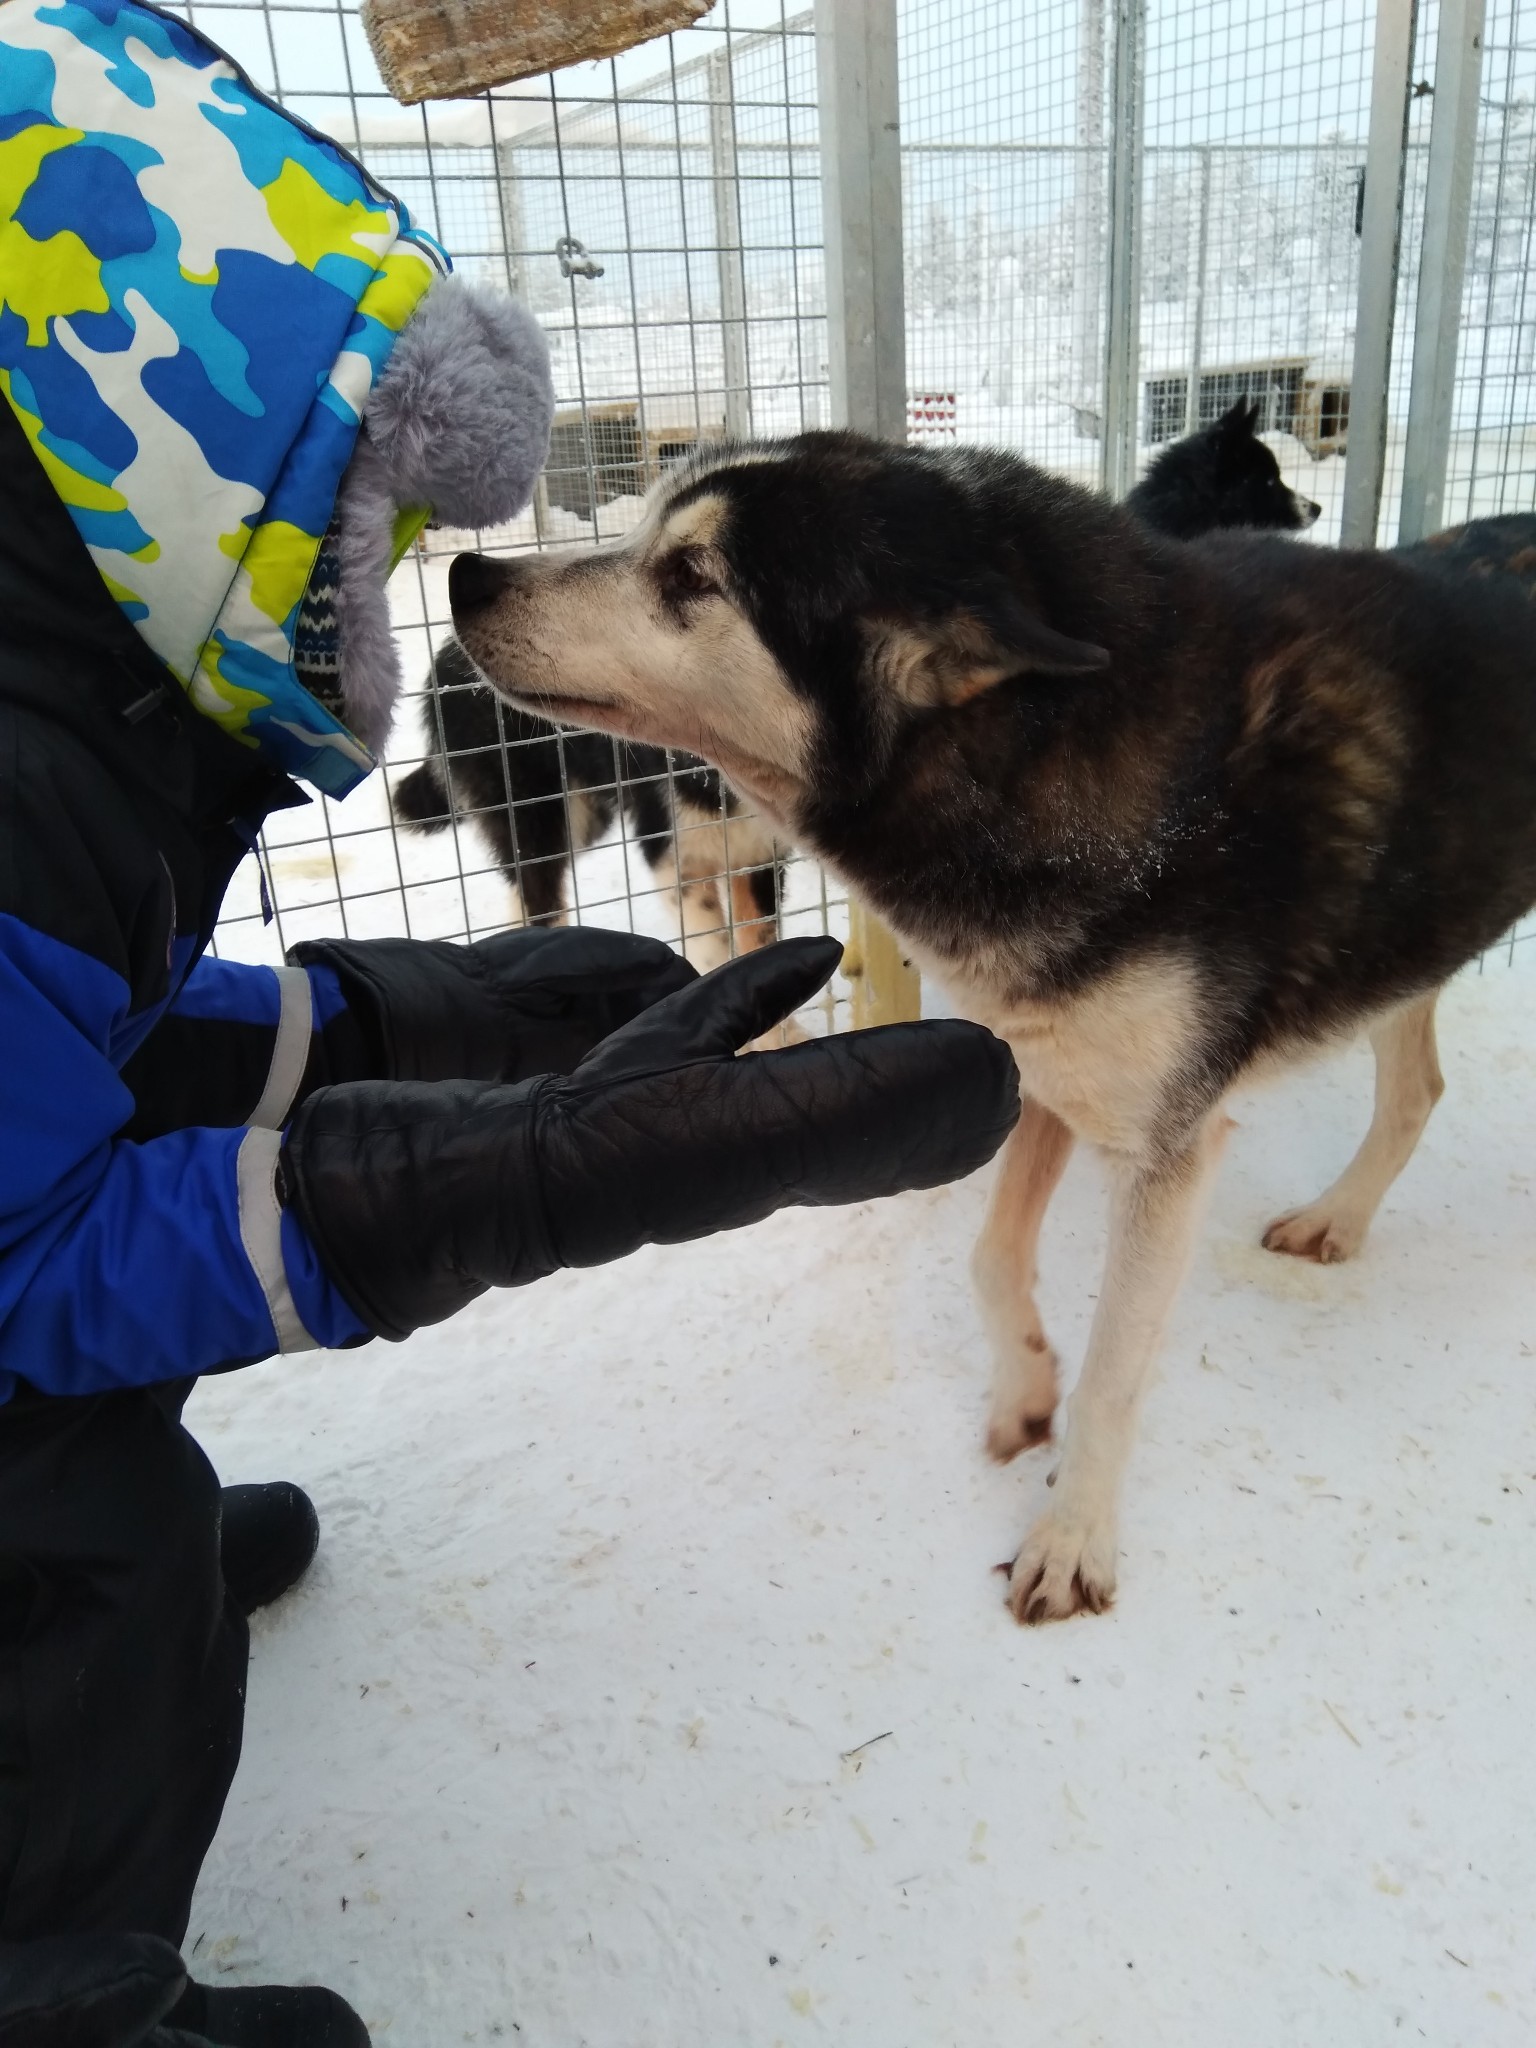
[1398,509,1536,597]
[1126,397,1322,538]
[449,432,1536,1623]
[396,404,1312,944]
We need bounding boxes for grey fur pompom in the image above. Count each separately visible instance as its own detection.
[364,276,554,529]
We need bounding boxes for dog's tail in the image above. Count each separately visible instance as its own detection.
[393,759,453,834]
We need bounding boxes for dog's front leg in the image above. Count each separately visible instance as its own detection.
[1006,1110,1229,1624]
[973,1098,1075,1459]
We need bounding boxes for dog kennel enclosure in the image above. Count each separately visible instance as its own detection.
[179,0,1536,988]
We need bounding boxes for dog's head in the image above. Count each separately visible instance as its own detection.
[450,433,1118,835]
[1129,399,1321,539]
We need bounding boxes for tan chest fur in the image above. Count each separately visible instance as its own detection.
[905,941,1205,1156]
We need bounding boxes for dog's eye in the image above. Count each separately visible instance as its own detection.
[661,550,718,602]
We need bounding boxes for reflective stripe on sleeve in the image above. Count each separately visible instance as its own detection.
[248,963,313,1130]
[236,1126,317,1354]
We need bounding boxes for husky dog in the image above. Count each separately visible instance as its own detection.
[394,405,1314,952]
[1126,398,1322,539]
[393,638,784,968]
[447,431,1536,1623]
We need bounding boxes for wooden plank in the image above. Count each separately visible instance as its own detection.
[844,900,921,1030]
[361,0,711,106]
[815,0,919,1030]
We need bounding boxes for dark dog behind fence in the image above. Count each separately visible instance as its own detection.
[393,639,783,957]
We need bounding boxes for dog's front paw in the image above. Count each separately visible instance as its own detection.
[1004,1508,1117,1624]
[1262,1201,1365,1264]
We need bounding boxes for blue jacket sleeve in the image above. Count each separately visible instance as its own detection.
[170,952,350,1030]
[118,952,358,1142]
[0,914,368,1403]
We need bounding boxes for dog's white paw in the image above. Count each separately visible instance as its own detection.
[1003,1508,1118,1624]
[984,1335,1059,1463]
[1262,1201,1366,1264]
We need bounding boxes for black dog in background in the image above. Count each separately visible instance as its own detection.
[1131,400,1536,601]
[392,400,1321,939]
[1126,397,1322,537]
[392,639,783,960]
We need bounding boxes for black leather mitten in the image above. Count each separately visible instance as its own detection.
[280,938,1019,1340]
[290,926,697,1084]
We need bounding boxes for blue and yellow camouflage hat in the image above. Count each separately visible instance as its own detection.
[0,0,448,795]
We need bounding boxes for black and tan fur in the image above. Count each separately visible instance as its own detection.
[448,433,1536,1624]
[1398,509,1536,598]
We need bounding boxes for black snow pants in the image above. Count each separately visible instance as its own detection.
[0,1379,246,1940]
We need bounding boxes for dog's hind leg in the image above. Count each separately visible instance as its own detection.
[1263,989,1443,1264]
[973,1099,1075,1462]
[1006,1110,1230,1624]
[727,859,810,1049]
[728,865,778,954]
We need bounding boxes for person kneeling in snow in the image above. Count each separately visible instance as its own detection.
[0,6,1018,2043]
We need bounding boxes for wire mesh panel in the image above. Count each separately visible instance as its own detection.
[896,0,1381,529]
[899,0,1108,481]
[181,0,846,1030]
[1388,0,1536,963]
[1138,0,1379,539]
[1437,0,1536,527]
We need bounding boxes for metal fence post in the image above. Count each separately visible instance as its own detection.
[494,137,526,299]
[816,0,919,1026]
[815,0,907,441]
[709,48,753,441]
[1183,145,1212,436]
[494,138,552,542]
[1071,0,1106,418]
[1398,0,1486,542]
[1100,0,1146,498]
[1339,0,1418,547]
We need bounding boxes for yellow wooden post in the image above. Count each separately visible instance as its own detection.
[844,899,921,1029]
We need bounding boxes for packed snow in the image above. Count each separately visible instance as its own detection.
[186,947,1536,2046]
[170,10,1536,2039]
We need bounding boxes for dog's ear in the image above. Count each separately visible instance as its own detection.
[1217,397,1257,440]
[874,586,1109,708]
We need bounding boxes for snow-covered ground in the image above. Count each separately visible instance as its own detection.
[187,950,1536,2046]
